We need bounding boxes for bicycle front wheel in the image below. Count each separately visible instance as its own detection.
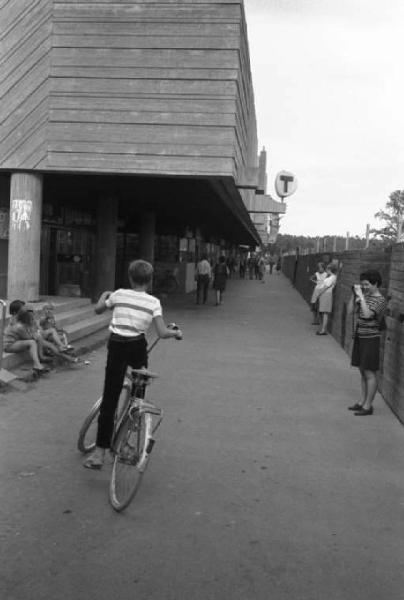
[109,411,153,512]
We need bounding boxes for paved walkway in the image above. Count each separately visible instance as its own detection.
[1,273,403,600]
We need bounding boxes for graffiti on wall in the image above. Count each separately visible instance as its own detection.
[11,199,32,231]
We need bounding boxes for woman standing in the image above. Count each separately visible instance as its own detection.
[316,263,338,335]
[347,270,387,416]
[309,262,327,324]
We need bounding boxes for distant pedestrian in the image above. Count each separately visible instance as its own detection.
[248,255,256,280]
[316,263,338,335]
[239,256,246,279]
[257,255,266,282]
[275,256,282,274]
[347,270,387,416]
[213,256,228,305]
[228,257,236,279]
[268,255,275,274]
[195,253,211,305]
[254,257,260,279]
[309,262,327,324]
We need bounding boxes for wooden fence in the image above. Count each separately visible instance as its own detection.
[282,246,404,423]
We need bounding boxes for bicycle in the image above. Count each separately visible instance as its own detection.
[77,331,176,511]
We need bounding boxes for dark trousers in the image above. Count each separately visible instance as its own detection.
[96,335,148,448]
[196,274,210,304]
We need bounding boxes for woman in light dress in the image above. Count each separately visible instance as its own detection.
[316,263,338,335]
[309,262,327,325]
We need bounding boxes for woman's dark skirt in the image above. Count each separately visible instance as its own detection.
[351,336,381,372]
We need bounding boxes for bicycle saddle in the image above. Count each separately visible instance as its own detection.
[131,367,159,379]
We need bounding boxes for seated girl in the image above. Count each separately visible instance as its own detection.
[4,304,51,375]
[38,303,72,352]
[4,305,78,374]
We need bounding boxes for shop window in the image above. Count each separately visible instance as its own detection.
[155,235,178,263]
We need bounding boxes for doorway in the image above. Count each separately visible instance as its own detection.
[40,226,95,297]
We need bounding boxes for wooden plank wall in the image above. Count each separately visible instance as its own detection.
[1,0,258,178]
[382,243,404,421]
[0,0,53,169]
[282,248,404,423]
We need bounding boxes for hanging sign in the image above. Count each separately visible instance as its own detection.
[274,171,298,199]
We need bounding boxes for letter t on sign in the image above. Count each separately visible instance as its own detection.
[279,175,294,195]
[274,170,298,199]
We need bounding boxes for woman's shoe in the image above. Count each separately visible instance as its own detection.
[316,331,327,336]
[348,403,363,411]
[354,407,374,416]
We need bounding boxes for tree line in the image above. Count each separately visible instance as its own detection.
[267,190,404,255]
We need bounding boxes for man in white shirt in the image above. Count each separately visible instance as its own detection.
[195,253,212,304]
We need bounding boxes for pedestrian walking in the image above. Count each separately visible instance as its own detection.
[213,256,228,305]
[195,253,212,305]
[257,255,266,282]
[347,270,387,416]
[239,256,246,278]
[268,255,275,274]
[275,256,282,274]
[247,255,256,280]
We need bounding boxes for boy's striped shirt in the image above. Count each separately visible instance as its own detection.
[105,289,162,337]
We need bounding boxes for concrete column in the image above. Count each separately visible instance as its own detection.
[140,211,155,264]
[94,196,118,300]
[7,172,43,301]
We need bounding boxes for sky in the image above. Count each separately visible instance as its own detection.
[244,0,404,237]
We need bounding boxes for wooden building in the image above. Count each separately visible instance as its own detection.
[0,0,262,300]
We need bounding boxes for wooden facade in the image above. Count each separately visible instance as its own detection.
[1,0,258,186]
[1,0,263,299]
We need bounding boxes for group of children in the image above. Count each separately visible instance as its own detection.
[3,300,77,376]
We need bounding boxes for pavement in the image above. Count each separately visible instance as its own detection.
[0,273,403,600]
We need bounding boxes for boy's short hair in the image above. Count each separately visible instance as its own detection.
[9,299,25,315]
[15,307,34,326]
[360,270,382,287]
[128,260,153,286]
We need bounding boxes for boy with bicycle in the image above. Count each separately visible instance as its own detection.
[84,259,182,469]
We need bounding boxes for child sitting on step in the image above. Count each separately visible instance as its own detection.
[3,301,51,376]
[4,302,77,375]
[38,302,73,352]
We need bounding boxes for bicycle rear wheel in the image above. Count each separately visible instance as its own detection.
[77,397,102,454]
[109,411,153,511]
[77,385,131,454]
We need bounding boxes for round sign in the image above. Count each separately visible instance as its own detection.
[275,171,298,199]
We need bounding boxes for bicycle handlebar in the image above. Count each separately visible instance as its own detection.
[147,323,182,354]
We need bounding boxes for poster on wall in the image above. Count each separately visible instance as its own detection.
[0,209,10,239]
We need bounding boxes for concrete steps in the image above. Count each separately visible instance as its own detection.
[1,296,110,373]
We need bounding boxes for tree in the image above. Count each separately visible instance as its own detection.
[370,190,404,244]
